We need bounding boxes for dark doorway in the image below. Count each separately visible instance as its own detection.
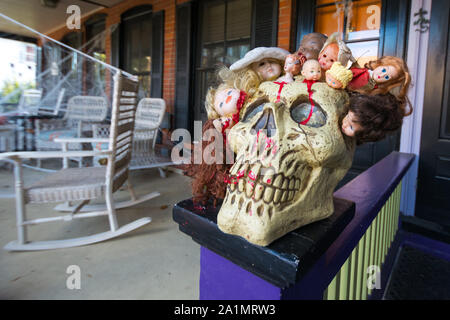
[416,0,450,228]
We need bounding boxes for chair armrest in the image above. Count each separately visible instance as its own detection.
[53,137,110,144]
[0,150,112,160]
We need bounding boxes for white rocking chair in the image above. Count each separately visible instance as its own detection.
[90,98,174,178]
[0,72,159,251]
[33,93,108,171]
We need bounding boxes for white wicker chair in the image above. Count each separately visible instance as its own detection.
[91,98,174,177]
[37,88,66,116]
[0,72,158,251]
[33,94,108,170]
[17,89,42,115]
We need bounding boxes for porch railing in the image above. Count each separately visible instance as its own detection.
[299,151,415,300]
[324,183,402,299]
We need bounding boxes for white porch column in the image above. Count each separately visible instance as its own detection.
[399,0,432,215]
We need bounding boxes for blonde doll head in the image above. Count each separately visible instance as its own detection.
[205,81,247,121]
[325,62,353,89]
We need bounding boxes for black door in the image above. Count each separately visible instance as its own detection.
[416,0,450,227]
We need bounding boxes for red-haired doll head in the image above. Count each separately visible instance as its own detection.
[365,56,412,115]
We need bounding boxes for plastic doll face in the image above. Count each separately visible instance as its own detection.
[252,59,282,81]
[326,73,343,89]
[318,43,339,71]
[301,60,322,81]
[372,65,399,83]
[341,111,362,137]
[284,56,301,75]
[214,88,240,117]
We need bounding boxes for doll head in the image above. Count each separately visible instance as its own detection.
[252,58,283,81]
[326,62,353,89]
[297,32,328,60]
[342,93,405,145]
[217,67,259,98]
[214,87,242,117]
[284,54,304,76]
[205,82,247,120]
[318,32,355,71]
[301,59,322,81]
[230,47,289,83]
[366,56,412,114]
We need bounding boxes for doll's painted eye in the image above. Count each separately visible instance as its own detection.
[382,68,386,73]
[384,75,390,80]
[227,90,232,95]
[323,54,327,58]
[219,102,223,108]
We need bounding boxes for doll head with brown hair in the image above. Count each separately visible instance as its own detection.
[365,56,412,115]
[341,93,406,145]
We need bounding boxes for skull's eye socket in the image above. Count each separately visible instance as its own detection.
[242,99,267,122]
[290,98,327,128]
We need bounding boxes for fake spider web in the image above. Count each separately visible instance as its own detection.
[0,13,122,118]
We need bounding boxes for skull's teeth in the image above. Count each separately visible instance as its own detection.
[254,183,264,201]
[238,179,245,192]
[273,189,282,204]
[263,186,274,203]
[273,175,283,188]
[227,167,302,205]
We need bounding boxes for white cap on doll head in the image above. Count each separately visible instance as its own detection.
[229,47,290,71]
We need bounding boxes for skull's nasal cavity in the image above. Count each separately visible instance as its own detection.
[252,109,277,137]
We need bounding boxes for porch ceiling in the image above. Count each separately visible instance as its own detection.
[0,0,126,39]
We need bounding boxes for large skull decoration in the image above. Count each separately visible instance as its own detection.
[217,81,355,246]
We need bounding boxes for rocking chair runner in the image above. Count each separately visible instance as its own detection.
[0,72,159,251]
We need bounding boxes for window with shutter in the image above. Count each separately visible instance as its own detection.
[120,6,153,99]
[195,0,252,123]
[175,0,278,131]
[85,14,106,96]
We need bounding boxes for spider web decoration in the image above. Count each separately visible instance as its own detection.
[333,0,354,36]
[0,13,122,118]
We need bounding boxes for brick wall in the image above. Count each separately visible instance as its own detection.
[47,0,295,123]
[277,0,293,51]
